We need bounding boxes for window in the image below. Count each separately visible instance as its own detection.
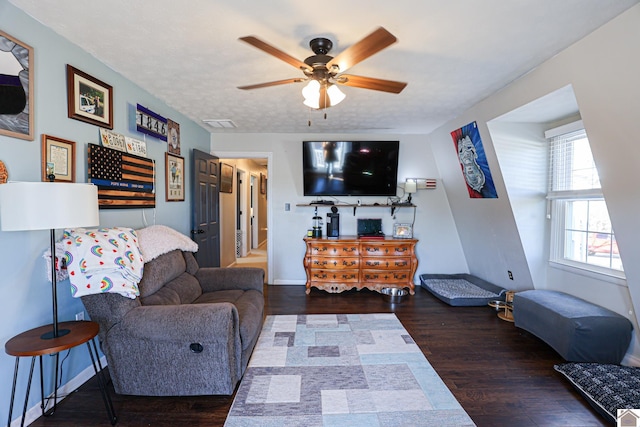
[547,122,623,276]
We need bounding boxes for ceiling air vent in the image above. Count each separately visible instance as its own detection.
[202,119,237,129]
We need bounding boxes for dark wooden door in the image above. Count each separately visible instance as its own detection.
[191,149,220,267]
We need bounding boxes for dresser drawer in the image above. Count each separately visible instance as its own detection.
[361,243,413,257]
[310,257,359,269]
[361,257,411,270]
[310,269,359,282]
[361,269,411,283]
[309,243,359,256]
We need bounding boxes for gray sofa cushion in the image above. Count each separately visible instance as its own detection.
[195,289,264,352]
[514,290,632,363]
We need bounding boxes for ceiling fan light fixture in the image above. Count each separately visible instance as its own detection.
[302,80,345,109]
[326,84,345,106]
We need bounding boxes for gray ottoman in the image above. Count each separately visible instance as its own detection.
[513,290,632,364]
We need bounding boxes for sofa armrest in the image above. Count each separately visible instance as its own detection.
[196,267,264,293]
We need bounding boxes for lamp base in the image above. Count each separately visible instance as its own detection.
[41,328,71,340]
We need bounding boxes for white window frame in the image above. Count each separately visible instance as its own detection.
[546,121,625,283]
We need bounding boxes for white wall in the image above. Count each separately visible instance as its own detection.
[210,133,468,285]
[428,5,640,362]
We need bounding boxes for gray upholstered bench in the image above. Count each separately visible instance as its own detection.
[513,290,632,364]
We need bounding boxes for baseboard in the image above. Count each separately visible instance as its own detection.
[272,280,305,286]
[11,356,108,427]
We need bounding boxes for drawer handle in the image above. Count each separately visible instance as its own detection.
[395,261,407,267]
[342,260,356,266]
[367,261,380,266]
[396,247,408,253]
[343,247,357,253]
[366,247,380,253]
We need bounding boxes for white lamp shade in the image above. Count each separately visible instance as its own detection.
[0,182,99,231]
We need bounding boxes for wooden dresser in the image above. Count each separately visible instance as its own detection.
[303,236,418,295]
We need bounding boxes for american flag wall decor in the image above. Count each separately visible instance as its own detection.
[88,143,156,209]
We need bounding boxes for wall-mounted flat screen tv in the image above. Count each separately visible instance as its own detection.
[303,140,399,196]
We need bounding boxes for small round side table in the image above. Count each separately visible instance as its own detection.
[5,320,117,427]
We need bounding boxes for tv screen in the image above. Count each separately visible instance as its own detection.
[303,141,399,197]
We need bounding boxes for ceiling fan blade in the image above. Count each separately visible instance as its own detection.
[326,27,397,73]
[239,36,313,72]
[238,78,306,90]
[336,74,407,94]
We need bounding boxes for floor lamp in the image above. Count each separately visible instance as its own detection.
[0,182,99,339]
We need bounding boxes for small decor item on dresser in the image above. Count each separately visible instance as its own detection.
[393,223,413,238]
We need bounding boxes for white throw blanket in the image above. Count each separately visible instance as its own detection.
[136,225,198,263]
[63,227,144,299]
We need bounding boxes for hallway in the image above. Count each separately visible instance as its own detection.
[232,243,267,283]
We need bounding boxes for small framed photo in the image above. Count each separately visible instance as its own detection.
[220,163,233,193]
[393,223,413,239]
[167,119,180,155]
[66,64,113,129]
[41,135,76,182]
[165,153,184,201]
[260,173,266,194]
[0,30,34,140]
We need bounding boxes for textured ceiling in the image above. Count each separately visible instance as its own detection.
[9,0,639,134]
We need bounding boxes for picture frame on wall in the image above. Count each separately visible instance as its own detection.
[165,153,184,201]
[41,134,76,182]
[66,64,114,129]
[0,30,34,140]
[220,163,233,193]
[167,119,180,154]
[260,173,266,194]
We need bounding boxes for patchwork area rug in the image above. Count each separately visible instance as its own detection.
[224,313,475,426]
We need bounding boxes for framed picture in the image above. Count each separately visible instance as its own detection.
[41,135,76,182]
[66,64,113,129]
[167,119,180,154]
[393,223,413,239]
[260,173,266,194]
[165,153,184,201]
[0,30,34,140]
[220,163,233,193]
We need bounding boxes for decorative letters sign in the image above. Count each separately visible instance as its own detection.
[136,104,167,141]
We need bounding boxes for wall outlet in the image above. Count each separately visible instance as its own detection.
[508,271,514,280]
[75,311,85,321]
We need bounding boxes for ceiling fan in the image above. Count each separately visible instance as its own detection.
[238,27,407,109]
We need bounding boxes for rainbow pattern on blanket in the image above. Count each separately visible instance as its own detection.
[64,227,143,299]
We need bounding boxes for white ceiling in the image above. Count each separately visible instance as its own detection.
[9,0,639,134]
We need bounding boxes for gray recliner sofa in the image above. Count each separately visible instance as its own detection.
[81,249,264,396]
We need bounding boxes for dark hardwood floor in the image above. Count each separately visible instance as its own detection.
[27,285,607,427]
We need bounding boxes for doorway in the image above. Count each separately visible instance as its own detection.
[215,152,272,284]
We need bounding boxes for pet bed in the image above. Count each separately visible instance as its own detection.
[419,273,506,306]
[554,362,640,424]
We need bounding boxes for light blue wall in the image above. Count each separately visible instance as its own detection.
[0,3,210,424]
